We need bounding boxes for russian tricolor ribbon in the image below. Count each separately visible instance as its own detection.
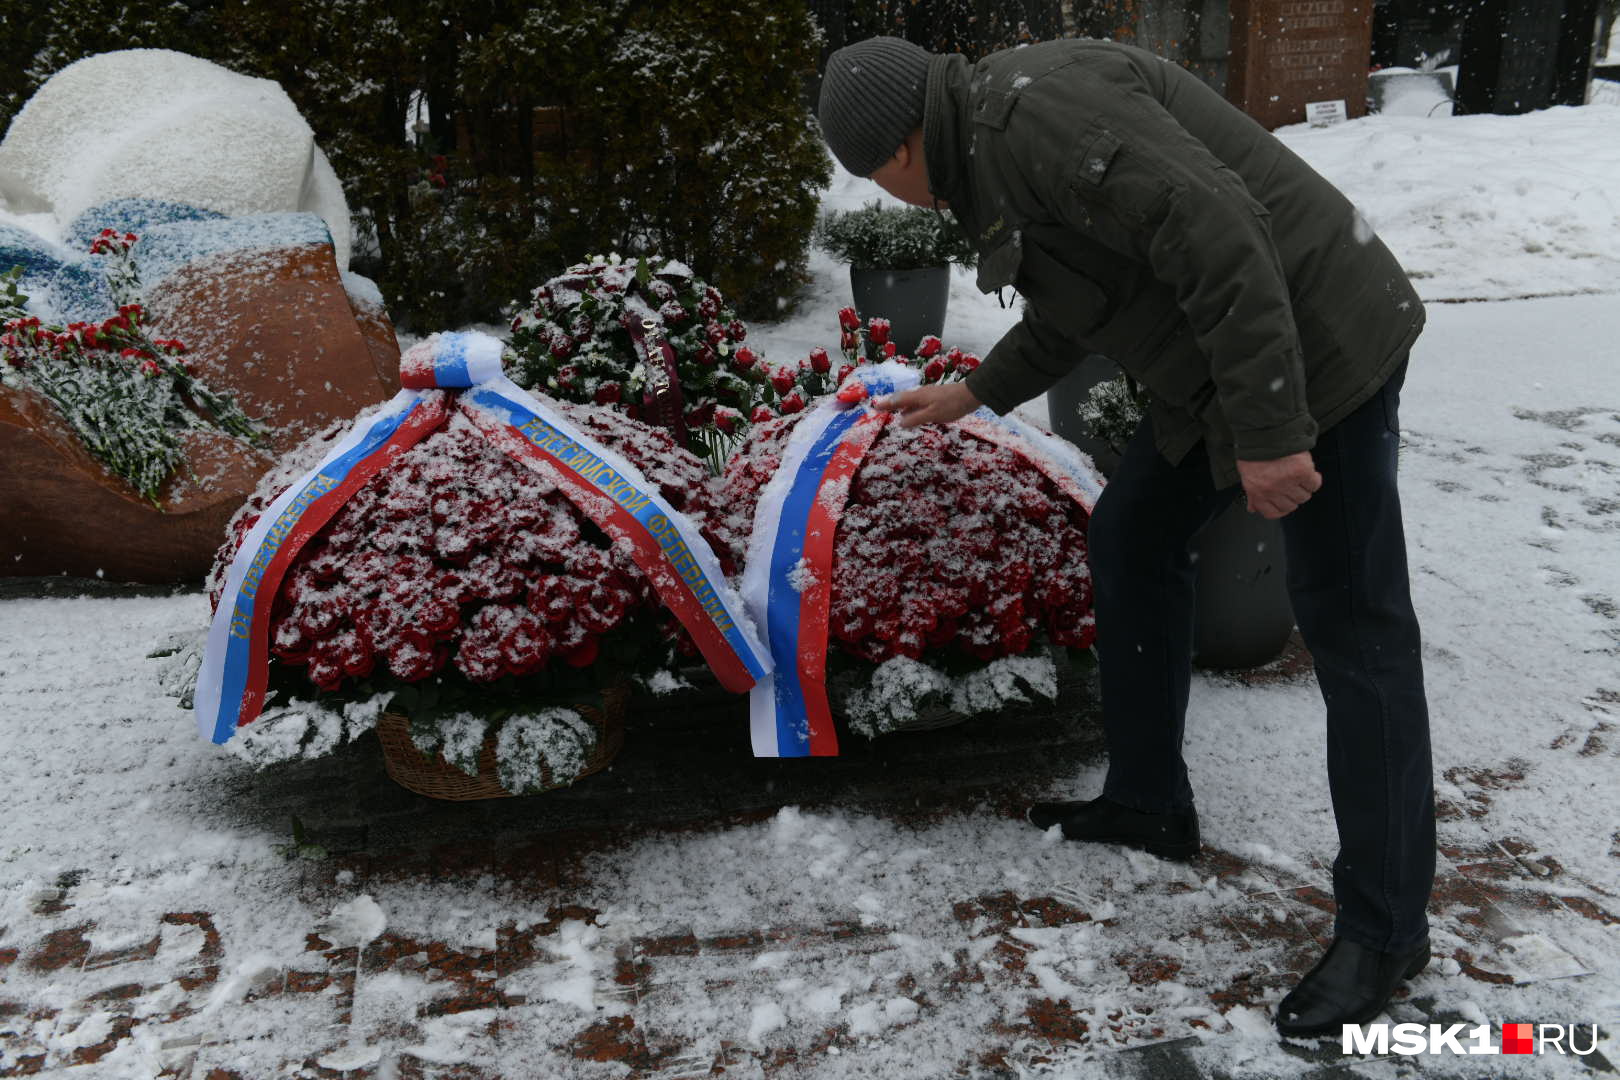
[194,388,448,744]
[456,384,768,696]
[741,361,921,757]
[197,331,769,745]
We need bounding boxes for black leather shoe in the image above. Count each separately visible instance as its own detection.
[1276,937,1431,1038]
[1026,797,1201,860]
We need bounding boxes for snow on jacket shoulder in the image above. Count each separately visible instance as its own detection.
[925,40,1424,485]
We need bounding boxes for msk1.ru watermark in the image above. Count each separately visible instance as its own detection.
[1341,1022,1602,1056]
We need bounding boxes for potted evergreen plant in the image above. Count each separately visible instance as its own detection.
[814,202,975,357]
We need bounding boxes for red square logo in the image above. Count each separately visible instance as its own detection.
[1502,1023,1535,1055]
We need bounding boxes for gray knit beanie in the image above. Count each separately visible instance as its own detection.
[818,36,931,177]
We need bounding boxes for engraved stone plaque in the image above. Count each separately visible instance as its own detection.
[1227,0,1376,130]
[1455,0,1599,115]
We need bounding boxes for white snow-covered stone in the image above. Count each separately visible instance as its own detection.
[0,48,351,268]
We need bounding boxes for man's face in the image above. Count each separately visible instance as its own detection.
[867,131,946,209]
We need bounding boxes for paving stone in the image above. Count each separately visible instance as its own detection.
[1104,1036,1207,1080]
[2,656,1612,1078]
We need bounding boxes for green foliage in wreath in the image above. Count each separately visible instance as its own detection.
[0,244,263,506]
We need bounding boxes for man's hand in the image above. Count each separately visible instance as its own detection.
[872,382,980,427]
[1236,452,1321,519]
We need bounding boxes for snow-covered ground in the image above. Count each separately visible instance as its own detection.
[3,100,1620,1077]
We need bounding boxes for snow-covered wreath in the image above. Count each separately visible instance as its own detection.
[720,394,1098,737]
[170,278,1103,793]
[190,390,735,792]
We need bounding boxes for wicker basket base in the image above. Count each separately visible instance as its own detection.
[885,705,973,733]
[376,685,628,801]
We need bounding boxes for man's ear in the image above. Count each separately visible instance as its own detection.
[890,137,913,170]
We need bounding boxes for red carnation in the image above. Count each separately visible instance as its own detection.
[808,347,831,374]
[838,307,860,332]
[213,400,741,703]
[769,367,796,394]
[779,391,806,415]
[594,382,623,404]
[917,336,943,358]
[734,346,758,370]
[563,635,601,667]
[720,412,1095,672]
[923,358,947,382]
[867,318,891,346]
[751,405,776,423]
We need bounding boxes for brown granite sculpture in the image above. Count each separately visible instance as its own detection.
[1,240,400,583]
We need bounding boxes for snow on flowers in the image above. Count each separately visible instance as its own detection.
[503,258,983,476]
[720,392,1096,736]
[0,233,261,505]
[506,254,772,470]
[202,394,736,782]
[180,286,1097,772]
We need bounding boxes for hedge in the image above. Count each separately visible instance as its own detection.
[2,0,832,331]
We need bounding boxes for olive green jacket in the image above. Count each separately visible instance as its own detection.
[932,40,1424,485]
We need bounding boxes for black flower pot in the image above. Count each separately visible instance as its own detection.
[1048,362,1294,671]
[849,265,950,356]
[1189,501,1294,670]
[1044,353,1125,474]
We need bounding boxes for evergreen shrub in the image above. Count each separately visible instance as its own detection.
[815,202,977,271]
[459,1,832,324]
[1,0,833,332]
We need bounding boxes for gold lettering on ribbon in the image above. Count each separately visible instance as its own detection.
[510,409,736,634]
[239,473,339,602]
[229,601,252,640]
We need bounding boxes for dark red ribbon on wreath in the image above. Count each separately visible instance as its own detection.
[624,316,689,448]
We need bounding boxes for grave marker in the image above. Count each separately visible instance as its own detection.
[1227,0,1376,129]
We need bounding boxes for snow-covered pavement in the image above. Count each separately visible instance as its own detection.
[3,102,1619,1078]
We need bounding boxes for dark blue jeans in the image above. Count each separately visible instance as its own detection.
[1086,364,1434,951]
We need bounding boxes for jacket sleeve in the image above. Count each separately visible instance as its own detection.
[964,302,1077,415]
[1043,69,1317,460]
